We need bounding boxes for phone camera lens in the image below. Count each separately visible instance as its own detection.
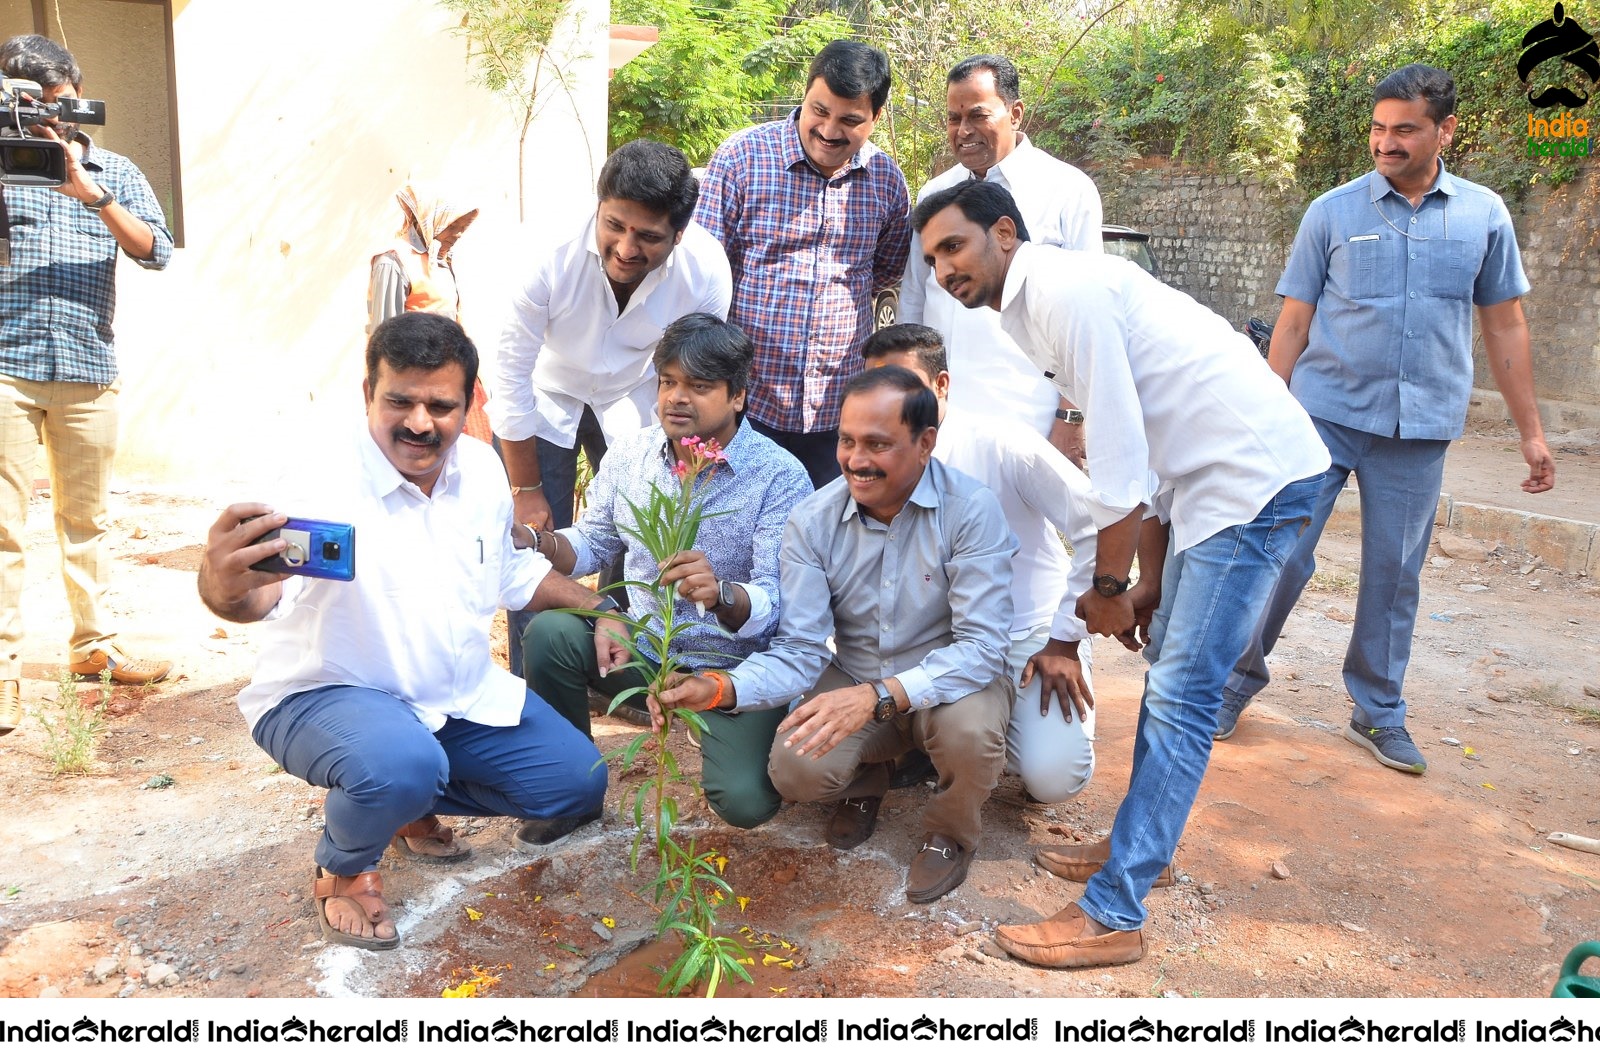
[322,541,341,561]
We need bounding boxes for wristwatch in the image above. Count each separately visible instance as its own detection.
[714,579,737,613]
[1055,407,1085,425]
[1093,573,1132,598]
[870,680,897,723]
[84,187,116,212]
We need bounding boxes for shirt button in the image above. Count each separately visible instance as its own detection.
[1409,253,1417,260]
[1408,291,1416,298]
[882,580,891,587]
[1409,217,1417,225]
[1406,330,1415,338]
[881,624,890,632]
[921,697,932,707]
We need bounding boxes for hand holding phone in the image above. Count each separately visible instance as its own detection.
[248,517,356,581]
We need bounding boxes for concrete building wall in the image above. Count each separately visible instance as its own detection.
[22,0,609,485]
[1117,163,1600,423]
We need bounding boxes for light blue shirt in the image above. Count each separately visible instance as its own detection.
[730,459,1015,712]
[1279,164,1529,441]
[561,419,812,670]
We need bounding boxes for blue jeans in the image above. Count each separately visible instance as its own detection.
[252,685,606,875]
[1226,418,1449,729]
[1081,474,1320,931]
[507,405,618,678]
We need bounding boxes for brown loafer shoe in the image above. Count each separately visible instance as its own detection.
[994,903,1146,969]
[0,680,21,737]
[70,646,171,685]
[1034,833,1175,887]
[906,832,974,903]
[826,795,883,850]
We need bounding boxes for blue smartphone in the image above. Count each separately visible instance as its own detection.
[249,517,356,581]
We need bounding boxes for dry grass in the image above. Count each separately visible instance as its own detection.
[1518,681,1600,725]
[1307,567,1360,595]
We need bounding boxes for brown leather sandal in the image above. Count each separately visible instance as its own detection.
[390,815,472,863]
[313,868,401,950]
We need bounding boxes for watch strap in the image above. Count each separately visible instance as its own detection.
[84,188,115,212]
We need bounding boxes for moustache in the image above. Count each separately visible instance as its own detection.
[1528,86,1590,108]
[394,428,440,447]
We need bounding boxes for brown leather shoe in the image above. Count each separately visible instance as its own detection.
[826,795,883,850]
[0,680,21,737]
[906,833,974,903]
[70,646,171,685]
[994,903,1146,968]
[1034,834,1175,887]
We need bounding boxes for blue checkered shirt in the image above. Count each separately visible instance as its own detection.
[694,113,910,433]
[0,137,173,384]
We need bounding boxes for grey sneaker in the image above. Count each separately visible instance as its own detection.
[1344,721,1427,774]
[1213,690,1251,741]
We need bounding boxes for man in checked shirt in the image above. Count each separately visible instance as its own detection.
[694,39,912,489]
[0,35,173,737]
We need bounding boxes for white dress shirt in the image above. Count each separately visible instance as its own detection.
[999,242,1330,553]
[237,428,552,733]
[934,407,1096,643]
[902,136,1103,433]
[489,216,732,448]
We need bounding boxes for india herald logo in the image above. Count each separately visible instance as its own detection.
[1520,3,1600,108]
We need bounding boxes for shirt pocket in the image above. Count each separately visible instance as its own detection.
[1327,235,1392,301]
[1423,238,1484,301]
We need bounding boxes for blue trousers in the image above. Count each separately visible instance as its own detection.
[252,685,606,875]
[1226,418,1449,729]
[1082,474,1320,930]
[507,405,621,678]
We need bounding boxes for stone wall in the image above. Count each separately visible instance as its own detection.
[1114,164,1600,419]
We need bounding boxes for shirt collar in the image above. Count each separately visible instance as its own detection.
[981,133,1033,187]
[781,108,869,178]
[73,130,102,172]
[839,460,943,524]
[997,240,1037,313]
[357,422,461,501]
[1368,159,1456,203]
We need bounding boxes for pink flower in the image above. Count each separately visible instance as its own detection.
[681,435,701,448]
[693,438,727,465]
[1155,74,1165,83]
[672,459,689,480]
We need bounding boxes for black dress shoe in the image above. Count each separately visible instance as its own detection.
[511,807,602,852]
[890,748,937,789]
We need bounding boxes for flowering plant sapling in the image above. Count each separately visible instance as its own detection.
[569,435,752,996]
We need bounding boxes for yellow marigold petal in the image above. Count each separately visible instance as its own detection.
[601,916,616,929]
[466,907,483,921]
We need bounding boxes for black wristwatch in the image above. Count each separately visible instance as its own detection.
[1055,407,1085,425]
[870,680,897,723]
[585,595,625,628]
[1093,573,1132,598]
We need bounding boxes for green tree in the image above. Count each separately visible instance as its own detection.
[609,0,853,163]
[438,0,581,221]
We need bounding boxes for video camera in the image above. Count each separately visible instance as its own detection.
[0,77,106,187]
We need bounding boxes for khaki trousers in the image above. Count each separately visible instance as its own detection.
[0,374,120,680]
[767,665,1013,850]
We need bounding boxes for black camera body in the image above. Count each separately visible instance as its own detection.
[0,77,107,188]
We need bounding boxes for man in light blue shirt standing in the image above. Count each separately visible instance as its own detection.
[1216,64,1556,774]
[657,366,1016,905]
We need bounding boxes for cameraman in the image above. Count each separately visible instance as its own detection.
[0,34,174,737]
